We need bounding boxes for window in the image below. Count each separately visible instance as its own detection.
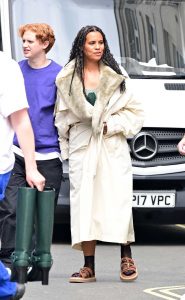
[9,0,120,66]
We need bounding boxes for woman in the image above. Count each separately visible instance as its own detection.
[55,25,144,283]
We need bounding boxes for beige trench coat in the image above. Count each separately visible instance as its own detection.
[55,60,144,250]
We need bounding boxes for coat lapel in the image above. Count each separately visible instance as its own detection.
[56,60,93,121]
[56,59,125,134]
[92,63,124,134]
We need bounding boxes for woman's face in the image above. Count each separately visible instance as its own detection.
[83,31,104,63]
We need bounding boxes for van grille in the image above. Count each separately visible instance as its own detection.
[164,83,185,90]
[129,128,185,167]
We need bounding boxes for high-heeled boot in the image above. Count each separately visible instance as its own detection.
[27,187,55,285]
[11,187,36,284]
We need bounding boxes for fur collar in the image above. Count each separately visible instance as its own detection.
[56,59,125,134]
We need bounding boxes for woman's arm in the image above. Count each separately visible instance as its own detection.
[54,94,70,160]
[104,80,144,138]
[55,110,70,160]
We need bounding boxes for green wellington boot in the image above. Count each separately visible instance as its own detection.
[11,187,36,284]
[27,187,55,285]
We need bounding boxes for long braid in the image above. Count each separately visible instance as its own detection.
[67,25,125,96]
[68,30,86,96]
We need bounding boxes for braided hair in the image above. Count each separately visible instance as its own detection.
[68,25,125,96]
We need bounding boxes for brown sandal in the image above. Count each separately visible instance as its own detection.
[69,267,96,283]
[120,257,138,282]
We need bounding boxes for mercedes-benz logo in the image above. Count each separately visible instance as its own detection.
[130,132,158,160]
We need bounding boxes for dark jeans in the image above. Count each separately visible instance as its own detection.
[0,154,63,266]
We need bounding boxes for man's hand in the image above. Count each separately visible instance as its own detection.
[26,168,45,191]
[177,137,185,156]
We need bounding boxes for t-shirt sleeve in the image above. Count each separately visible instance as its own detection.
[0,58,28,117]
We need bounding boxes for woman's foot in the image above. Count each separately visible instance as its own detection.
[120,257,138,282]
[69,267,96,283]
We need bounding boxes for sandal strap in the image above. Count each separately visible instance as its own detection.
[80,267,94,278]
[71,267,94,279]
[121,257,136,273]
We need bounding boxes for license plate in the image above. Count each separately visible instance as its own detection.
[132,191,175,207]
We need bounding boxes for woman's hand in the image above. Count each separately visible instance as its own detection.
[103,122,107,135]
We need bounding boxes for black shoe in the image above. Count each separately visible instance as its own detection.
[0,258,12,268]
[27,266,42,282]
[10,283,25,300]
[0,248,14,267]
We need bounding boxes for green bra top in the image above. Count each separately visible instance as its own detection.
[85,89,97,106]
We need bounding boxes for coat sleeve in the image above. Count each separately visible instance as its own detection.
[106,79,144,138]
[54,93,70,160]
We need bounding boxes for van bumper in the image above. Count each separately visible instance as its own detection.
[133,171,185,224]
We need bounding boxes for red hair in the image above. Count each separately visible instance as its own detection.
[18,23,55,53]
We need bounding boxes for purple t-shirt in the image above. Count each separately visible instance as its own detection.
[14,59,62,154]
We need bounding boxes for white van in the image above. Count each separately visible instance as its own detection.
[1,0,185,224]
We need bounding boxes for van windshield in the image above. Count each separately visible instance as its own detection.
[10,0,185,78]
[115,0,185,78]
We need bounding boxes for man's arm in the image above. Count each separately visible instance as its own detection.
[9,108,45,191]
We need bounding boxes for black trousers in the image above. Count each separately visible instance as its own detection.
[0,154,63,263]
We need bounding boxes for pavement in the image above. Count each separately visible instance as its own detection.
[21,241,185,300]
